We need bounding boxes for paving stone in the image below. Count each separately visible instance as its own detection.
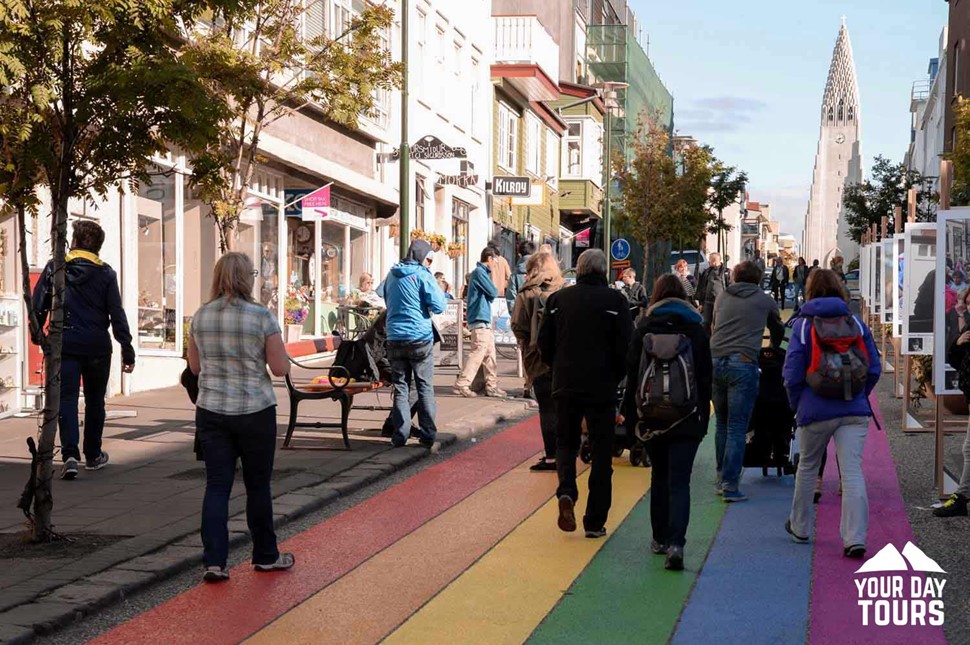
[0,622,34,644]
[82,569,154,592]
[0,602,79,632]
[115,545,199,576]
[36,582,120,608]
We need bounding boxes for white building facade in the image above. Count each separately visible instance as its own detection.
[906,27,948,191]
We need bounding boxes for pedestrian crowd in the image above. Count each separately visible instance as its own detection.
[33,220,891,581]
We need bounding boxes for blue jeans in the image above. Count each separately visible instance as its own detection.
[197,405,280,568]
[713,354,760,492]
[59,354,111,462]
[794,282,806,305]
[387,340,437,447]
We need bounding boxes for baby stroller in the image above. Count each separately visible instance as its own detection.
[744,317,797,476]
[580,378,650,468]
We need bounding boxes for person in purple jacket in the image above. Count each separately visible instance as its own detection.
[782,269,881,559]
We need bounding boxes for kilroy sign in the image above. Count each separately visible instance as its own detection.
[492,176,531,197]
[392,135,468,160]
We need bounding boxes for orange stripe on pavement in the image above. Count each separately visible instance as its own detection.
[245,456,563,645]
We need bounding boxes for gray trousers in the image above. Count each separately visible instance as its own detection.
[959,418,970,498]
[790,416,869,548]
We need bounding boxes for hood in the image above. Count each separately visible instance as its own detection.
[800,297,850,318]
[404,239,433,265]
[65,250,105,287]
[645,297,702,323]
[390,261,427,279]
[521,267,564,292]
[725,282,762,298]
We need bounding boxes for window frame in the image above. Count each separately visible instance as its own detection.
[498,103,518,172]
[525,112,542,177]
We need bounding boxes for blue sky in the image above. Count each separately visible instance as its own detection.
[631,0,950,240]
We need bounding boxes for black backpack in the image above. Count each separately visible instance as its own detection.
[635,333,698,440]
[333,338,379,382]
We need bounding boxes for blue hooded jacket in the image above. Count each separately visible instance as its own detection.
[378,240,447,343]
[782,297,881,427]
[466,262,498,326]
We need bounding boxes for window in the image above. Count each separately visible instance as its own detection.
[545,126,559,186]
[415,9,426,90]
[369,25,391,128]
[837,99,844,122]
[436,26,447,110]
[320,221,344,304]
[453,39,463,125]
[470,56,480,138]
[848,105,854,122]
[525,112,542,176]
[498,103,517,172]
[136,168,178,351]
[564,122,582,176]
[304,0,325,43]
[828,107,834,122]
[451,200,469,292]
[415,175,427,230]
[330,0,364,38]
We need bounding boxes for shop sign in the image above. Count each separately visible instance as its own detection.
[301,184,331,221]
[492,176,531,197]
[436,174,479,188]
[574,227,591,248]
[392,135,468,160]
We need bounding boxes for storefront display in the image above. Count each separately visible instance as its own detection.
[137,167,178,351]
[0,214,20,417]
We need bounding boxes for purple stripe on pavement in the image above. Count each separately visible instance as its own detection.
[809,396,947,645]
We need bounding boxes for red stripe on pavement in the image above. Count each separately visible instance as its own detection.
[90,417,543,645]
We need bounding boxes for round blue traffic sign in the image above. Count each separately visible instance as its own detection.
[611,238,631,262]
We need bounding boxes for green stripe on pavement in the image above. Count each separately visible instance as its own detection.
[527,431,726,645]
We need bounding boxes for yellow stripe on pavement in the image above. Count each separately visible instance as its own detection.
[383,462,649,645]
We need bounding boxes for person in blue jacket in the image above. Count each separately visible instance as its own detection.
[378,239,447,448]
[782,269,881,559]
[32,220,136,480]
[454,246,506,398]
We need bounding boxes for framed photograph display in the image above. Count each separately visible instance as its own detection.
[872,241,883,315]
[902,223,937,355]
[893,236,904,338]
[934,208,970,395]
[881,238,894,325]
[860,244,869,307]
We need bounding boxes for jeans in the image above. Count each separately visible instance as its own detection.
[456,327,497,390]
[532,374,557,459]
[713,354,760,492]
[556,397,615,531]
[789,416,869,547]
[645,436,701,548]
[387,340,437,447]
[197,405,280,568]
[794,282,806,305]
[958,418,970,497]
[59,354,112,462]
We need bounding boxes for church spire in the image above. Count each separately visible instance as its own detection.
[821,20,860,127]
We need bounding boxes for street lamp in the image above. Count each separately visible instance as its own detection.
[595,81,628,258]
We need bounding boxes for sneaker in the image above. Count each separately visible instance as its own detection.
[84,452,109,471]
[60,458,79,480]
[714,481,725,496]
[585,527,607,539]
[557,495,577,532]
[453,386,477,398]
[202,566,230,583]
[650,540,667,555]
[665,546,684,571]
[254,552,295,572]
[844,545,866,559]
[722,490,748,503]
[485,388,508,398]
[933,493,969,517]
[529,458,557,472]
[785,519,809,544]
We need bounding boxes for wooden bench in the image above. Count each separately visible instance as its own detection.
[282,335,390,449]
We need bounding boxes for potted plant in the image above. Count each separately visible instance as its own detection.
[410,228,426,241]
[428,233,447,251]
[446,243,464,259]
[284,291,309,343]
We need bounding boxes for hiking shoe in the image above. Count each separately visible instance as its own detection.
[714,481,725,496]
[722,490,748,503]
[485,388,508,398]
[585,527,607,539]
[557,495,577,532]
[786,519,809,544]
[84,452,109,471]
[650,540,667,555]
[254,552,295,572]
[202,566,230,583]
[60,458,79,481]
[844,545,866,559]
[529,458,557,472]
[665,546,685,571]
[933,493,969,517]
[453,386,477,398]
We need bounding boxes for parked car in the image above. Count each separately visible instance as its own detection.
[668,250,708,276]
[845,269,860,300]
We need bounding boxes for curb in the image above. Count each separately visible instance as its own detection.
[0,403,533,643]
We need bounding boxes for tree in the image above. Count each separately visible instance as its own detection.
[185,0,403,252]
[707,161,748,256]
[841,155,935,242]
[612,113,714,286]
[0,0,236,541]
[951,96,970,206]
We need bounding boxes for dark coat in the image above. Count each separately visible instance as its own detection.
[769,265,790,288]
[623,298,712,441]
[33,253,135,364]
[537,273,633,403]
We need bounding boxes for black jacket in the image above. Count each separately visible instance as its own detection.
[538,274,633,403]
[768,265,790,288]
[698,265,730,306]
[33,253,135,364]
[624,298,713,441]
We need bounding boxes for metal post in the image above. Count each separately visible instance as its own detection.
[398,1,410,259]
[603,107,612,258]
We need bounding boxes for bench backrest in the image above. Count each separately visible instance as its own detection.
[285,335,342,359]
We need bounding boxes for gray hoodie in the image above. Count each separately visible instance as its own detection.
[710,282,785,360]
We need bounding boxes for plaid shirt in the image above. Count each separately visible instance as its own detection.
[191,297,281,415]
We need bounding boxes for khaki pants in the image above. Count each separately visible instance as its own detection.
[456,327,497,390]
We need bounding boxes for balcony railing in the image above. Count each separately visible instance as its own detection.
[493,16,559,84]
[912,79,932,102]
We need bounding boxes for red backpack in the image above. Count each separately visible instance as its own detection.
[802,315,871,401]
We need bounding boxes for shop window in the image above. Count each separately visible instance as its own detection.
[350,227,367,292]
[287,218,315,333]
[452,200,469,292]
[565,122,582,176]
[320,221,345,304]
[136,169,178,351]
[259,203,281,311]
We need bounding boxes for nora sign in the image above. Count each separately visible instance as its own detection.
[492,176,531,197]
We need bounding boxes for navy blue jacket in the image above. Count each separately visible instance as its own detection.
[466,262,498,326]
[33,252,135,364]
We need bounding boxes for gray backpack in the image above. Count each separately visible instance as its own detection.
[635,333,698,441]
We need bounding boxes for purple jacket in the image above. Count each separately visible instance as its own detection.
[782,297,881,427]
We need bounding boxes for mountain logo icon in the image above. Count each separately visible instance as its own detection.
[855,542,946,575]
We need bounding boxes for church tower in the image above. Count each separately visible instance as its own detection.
[803,18,862,266]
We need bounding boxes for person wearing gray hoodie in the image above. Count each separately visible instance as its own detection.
[710,260,785,502]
